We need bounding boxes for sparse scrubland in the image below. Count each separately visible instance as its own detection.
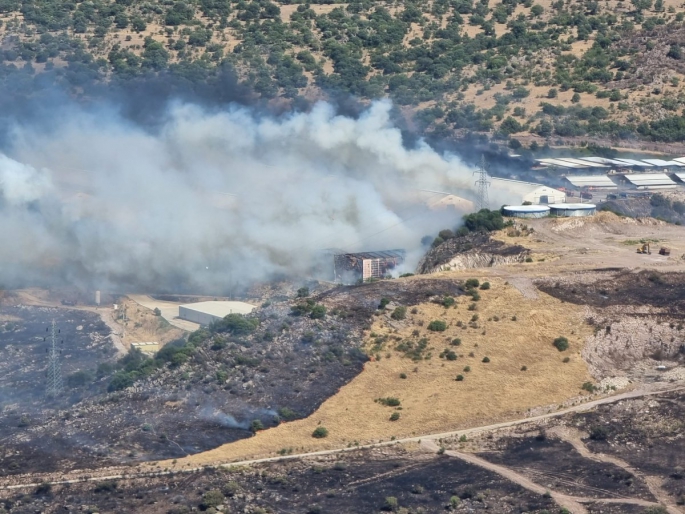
[4,0,685,149]
[1,211,685,514]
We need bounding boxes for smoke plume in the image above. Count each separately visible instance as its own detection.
[0,99,515,293]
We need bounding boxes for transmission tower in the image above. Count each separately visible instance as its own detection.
[474,155,491,210]
[46,319,63,399]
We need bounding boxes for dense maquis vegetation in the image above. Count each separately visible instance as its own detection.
[3,0,685,142]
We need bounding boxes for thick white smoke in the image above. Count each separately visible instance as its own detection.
[0,100,511,292]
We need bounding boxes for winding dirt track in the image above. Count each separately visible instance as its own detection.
[1,381,682,514]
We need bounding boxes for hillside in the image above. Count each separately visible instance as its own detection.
[3,0,685,146]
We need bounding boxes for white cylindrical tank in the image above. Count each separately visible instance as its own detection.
[502,205,551,218]
[549,203,596,217]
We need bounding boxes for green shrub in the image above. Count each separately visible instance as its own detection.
[582,381,596,393]
[312,426,329,438]
[383,496,399,512]
[379,298,390,309]
[251,420,264,432]
[390,412,400,421]
[553,336,569,352]
[463,366,471,372]
[278,407,298,421]
[428,320,447,331]
[399,373,407,379]
[201,489,225,509]
[465,278,480,289]
[482,356,490,363]
[153,307,161,316]
[310,305,326,319]
[451,338,461,346]
[297,287,310,298]
[391,306,407,320]
[479,282,490,290]
[442,296,456,308]
[377,397,401,407]
[521,365,527,371]
[456,374,464,381]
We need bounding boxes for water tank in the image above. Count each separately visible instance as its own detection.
[502,205,551,218]
[549,203,596,217]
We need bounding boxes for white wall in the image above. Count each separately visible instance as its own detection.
[523,186,566,204]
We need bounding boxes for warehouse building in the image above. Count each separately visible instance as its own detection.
[179,301,255,326]
[564,175,618,190]
[502,205,550,218]
[334,250,405,284]
[549,203,596,217]
[623,173,677,190]
[491,178,566,204]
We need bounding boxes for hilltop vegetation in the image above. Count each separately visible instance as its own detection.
[4,0,685,144]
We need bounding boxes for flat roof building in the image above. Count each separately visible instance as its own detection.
[623,173,677,190]
[178,301,256,326]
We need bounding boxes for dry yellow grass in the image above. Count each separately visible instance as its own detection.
[158,278,593,469]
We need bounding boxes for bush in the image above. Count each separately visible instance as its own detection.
[67,370,93,388]
[465,278,480,289]
[442,296,456,308]
[451,338,462,346]
[462,209,505,233]
[582,381,596,393]
[310,305,326,319]
[456,374,464,381]
[297,287,310,298]
[390,412,400,421]
[251,420,264,432]
[211,313,259,335]
[589,426,608,441]
[383,496,399,512]
[399,373,407,379]
[278,407,298,421]
[463,366,471,372]
[553,336,569,352]
[379,298,390,309]
[479,282,490,290]
[428,320,447,331]
[201,489,225,509]
[482,356,490,363]
[153,307,161,316]
[312,426,329,438]
[377,397,401,407]
[391,306,407,320]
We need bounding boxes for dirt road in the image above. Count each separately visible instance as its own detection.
[1,381,682,501]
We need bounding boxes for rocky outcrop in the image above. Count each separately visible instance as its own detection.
[417,233,530,274]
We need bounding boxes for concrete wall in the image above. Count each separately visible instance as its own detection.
[178,306,222,326]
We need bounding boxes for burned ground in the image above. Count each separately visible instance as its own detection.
[537,270,685,315]
[480,436,655,501]
[416,233,530,274]
[571,390,685,503]
[0,447,560,514]
[0,281,472,475]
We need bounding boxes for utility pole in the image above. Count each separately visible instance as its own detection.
[474,155,491,210]
[46,319,63,399]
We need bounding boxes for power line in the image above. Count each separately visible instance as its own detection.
[46,319,63,399]
[474,155,491,210]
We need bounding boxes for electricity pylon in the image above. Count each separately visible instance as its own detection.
[474,155,491,211]
[46,319,63,399]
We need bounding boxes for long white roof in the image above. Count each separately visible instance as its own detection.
[577,157,628,166]
[565,175,617,188]
[613,158,653,167]
[556,158,608,167]
[640,158,681,167]
[536,158,587,169]
[624,173,677,186]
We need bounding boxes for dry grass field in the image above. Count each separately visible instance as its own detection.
[160,278,594,468]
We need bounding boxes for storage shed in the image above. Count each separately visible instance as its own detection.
[178,301,256,326]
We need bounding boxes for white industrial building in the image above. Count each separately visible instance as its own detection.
[178,301,255,326]
[502,205,550,218]
[564,175,618,190]
[491,178,566,205]
[623,173,677,190]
